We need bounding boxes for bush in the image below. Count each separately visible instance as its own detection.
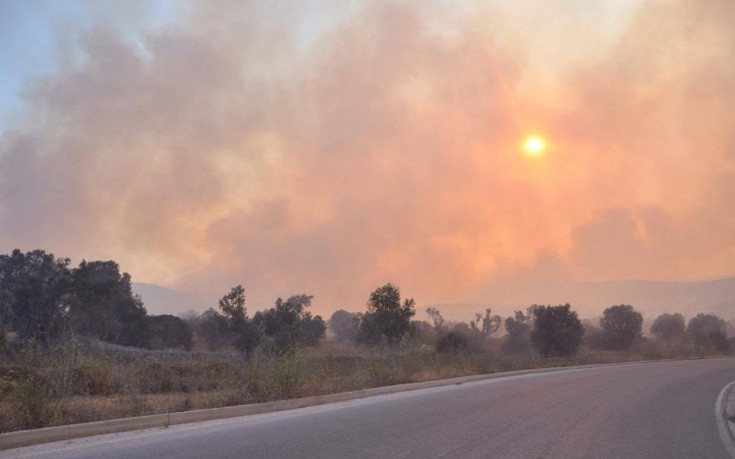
[73,355,113,396]
[8,344,60,429]
[436,332,470,355]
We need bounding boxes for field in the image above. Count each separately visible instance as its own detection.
[0,336,722,433]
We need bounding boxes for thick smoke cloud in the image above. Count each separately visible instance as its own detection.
[1,1,734,316]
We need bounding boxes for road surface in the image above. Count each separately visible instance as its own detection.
[4,358,735,458]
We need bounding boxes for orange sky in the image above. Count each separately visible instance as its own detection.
[1,0,734,317]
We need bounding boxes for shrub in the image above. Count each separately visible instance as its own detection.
[436,331,470,355]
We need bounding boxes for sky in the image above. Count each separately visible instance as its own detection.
[1,0,734,318]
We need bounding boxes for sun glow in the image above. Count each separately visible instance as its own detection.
[522,135,547,157]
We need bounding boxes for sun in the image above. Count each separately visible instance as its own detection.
[522,135,547,157]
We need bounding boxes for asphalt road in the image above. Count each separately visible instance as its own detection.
[5,358,735,459]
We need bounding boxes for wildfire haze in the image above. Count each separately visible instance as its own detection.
[1,0,734,317]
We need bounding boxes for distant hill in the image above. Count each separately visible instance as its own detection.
[428,277,735,321]
[132,283,205,317]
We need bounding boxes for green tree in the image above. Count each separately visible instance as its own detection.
[300,314,327,346]
[146,314,193,351]
[359,283,415,346]
[69,260,148,346]
[502,310,532,353]
[530,304,584,357]
[328,309,359,345]
[0,250,148,347]
[600,304,643,350]
[650,313,686,345]
[436,331,469,355]
[218,285,260,356]
[254,294,326,353]
[687,313,729,352]
[0,249,72,344]
[197,308,230,351]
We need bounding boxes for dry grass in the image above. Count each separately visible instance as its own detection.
[0,339,728,433]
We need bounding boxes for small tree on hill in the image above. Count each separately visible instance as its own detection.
[600,304,643,350]
[359,283,415,346]
[530,304,584,357]
[650,313,686,345]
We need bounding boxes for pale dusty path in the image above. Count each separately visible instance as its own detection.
[5,358,735,459]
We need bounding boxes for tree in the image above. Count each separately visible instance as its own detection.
[425,307,445,333]
[0,250,149,347]
[197,308,230,351]
[146,314,193,351]
[254,294,325,353]
[69,260,148,346]
[218,285,247,327]
[600,304,643,350]
[300,312,327,347]
[502,310,532,353]
[687,313,729,352]
[328,309,359,345]
[470,308,502,338]
[359,283,415,346]
[530,304,584,358]
[0,249,72,343]
[650,313,686,345]
[218,285,260,356]
[436,331,469,355]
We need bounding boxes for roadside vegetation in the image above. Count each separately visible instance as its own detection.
[1,248,733,433]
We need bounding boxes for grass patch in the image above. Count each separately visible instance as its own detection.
[0,340,729,433]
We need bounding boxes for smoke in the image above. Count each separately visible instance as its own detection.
[1,0,734,315]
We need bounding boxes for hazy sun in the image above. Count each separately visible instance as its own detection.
[522,135,547,157]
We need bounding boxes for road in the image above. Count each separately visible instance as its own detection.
[4,358,735,459]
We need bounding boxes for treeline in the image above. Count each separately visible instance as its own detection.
[329,302,733,358]
[200,281,731,359]
[187,286,327,356]
[0,249,149,347]
[184,282,412,356]
[0,249,327,354]
[2,249,732,359]
[0,249,197,351]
